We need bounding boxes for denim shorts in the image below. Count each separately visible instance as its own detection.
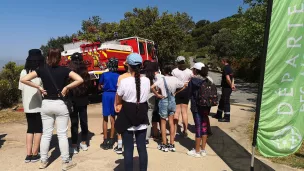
[158,96,176,119]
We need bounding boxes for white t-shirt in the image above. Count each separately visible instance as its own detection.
[18,70,42,113]
[117,76,151,131]
[117,76,150,103]
[153,76,184,97]
[172,68,193,83]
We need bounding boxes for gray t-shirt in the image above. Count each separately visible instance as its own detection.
[153,76,184,98]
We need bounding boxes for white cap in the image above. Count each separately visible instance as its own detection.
[176,56,186,62]
[191,62,205,70]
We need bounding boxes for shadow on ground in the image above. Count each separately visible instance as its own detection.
[0,134,7,149]
[207,126,274,171]
[114,157,140,171]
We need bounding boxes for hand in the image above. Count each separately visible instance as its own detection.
[38,86,47,95]
[231,84,236,91]
[115,104,122,113]
[156,94,165,99]
[61,87,69,97]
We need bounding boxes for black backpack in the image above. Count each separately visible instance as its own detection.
[197,79,218,107]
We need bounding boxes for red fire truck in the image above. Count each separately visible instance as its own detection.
[60,37,157,81]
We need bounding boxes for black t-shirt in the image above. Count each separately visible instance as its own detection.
[221,65,233,88]
[36,66,71,96]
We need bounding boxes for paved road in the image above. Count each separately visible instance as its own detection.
[189,57,257,105]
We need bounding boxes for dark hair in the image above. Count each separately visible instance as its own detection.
[47,49,61,67]
[129,64,141,104]
[163,65,173,76]
[68,60,90,96]
[142,60,155,85]
[24,59,45,74]
[177,62,187,71]
[221,57,231,64]
[199,66,209,77]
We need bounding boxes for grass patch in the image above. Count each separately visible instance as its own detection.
[247,113,304,169]
[0,109,25,124]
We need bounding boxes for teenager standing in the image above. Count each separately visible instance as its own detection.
[187,63,213,157]
[115,53,150,171]
[172,56,193,137]
[151,65,185,152]
[21,49,83,170]
[19,49,44,163]
[68,53,90,154]
[99,58,119,149]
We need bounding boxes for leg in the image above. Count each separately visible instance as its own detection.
[32,113,43,155]
[103,116,108,140]
[215,88,225,118]
[25,113,35,156]
[219,88,232,122]
[146,109,153,140]
[173,104,181,136]
[201,107,210,152]
[110,115,115,139]
[122,131,135,171]
[160,118,167,145]
[168,115,175,145]
[55,103,70,162]
[135,130,148,171]
[40,112,55,162]
[79,106,88,144]
[70,106,79,147]
[193,112,202,153]
[117,134,123,148]
[181,104,189,135]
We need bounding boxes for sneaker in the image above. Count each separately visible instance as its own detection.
[183,131,188,138]
[62,160,77,171]
[212,114,222,119]
[187,149,201,158]
[39,160,49,169]
[157,144,168,152]
[168,144,176,152]
[100,140,108,150]
[79,143,88,151]
[107,139,115,149]
[145,140,149,147]
[218,118,230,122]
[70,147,79,154]
[31,154,40,163]
[113,145,123,154]
[200,150,207,157]
[24,155,32,163]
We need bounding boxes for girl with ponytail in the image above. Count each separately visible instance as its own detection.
[115,53,150,171]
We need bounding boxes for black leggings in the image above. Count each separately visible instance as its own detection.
[26,113,43,134]
[70,105,88,144]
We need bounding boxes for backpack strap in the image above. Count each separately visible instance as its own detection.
[162,77,172,100]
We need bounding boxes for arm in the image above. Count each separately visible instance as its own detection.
[62,71,84,96]
[225,75,236,90]
[151,84,164,99]
[21,71,46,95]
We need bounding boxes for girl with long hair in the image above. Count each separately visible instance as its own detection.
[187,64,213,157]
[172,56,193,138]
[68,53,90,154]
[115,53,150,171]
[19,49,44,163]
[21,48,83,170]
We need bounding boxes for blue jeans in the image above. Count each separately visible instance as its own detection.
[122,129,148,171]
[158,96,176,119]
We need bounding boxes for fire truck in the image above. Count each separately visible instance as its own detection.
[60,37,157,80]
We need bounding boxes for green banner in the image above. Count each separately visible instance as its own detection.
[258,0,304,157]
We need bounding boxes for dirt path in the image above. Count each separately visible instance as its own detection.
[0,104,299,171]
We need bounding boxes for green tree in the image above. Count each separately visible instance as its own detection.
[0,62,23,108]
[40,35,73,56]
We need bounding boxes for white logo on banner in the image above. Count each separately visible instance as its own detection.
[271,126,302,150]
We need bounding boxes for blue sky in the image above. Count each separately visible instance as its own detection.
[0,0,244,61]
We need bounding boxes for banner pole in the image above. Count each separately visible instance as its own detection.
[250,0,274,170]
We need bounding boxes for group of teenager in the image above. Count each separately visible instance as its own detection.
[19,48,234,171]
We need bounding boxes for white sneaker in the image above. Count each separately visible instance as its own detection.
[200,150,207,157]
[39,160,49,169]
[62,160,77,171]
[79,143,88,151]
[187,149,201,158]
[70,147,79,154]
